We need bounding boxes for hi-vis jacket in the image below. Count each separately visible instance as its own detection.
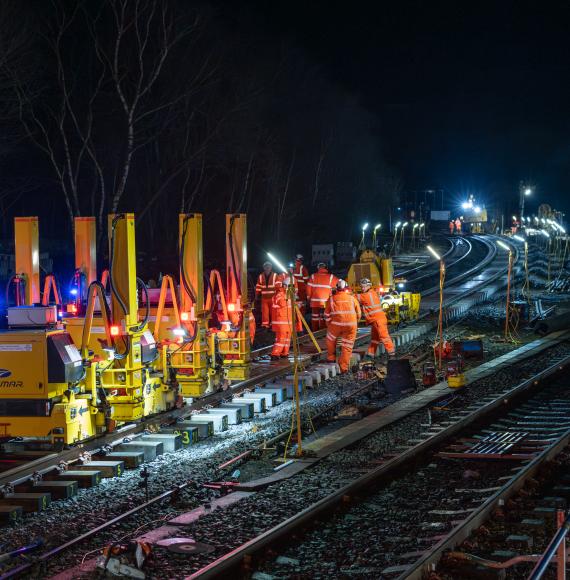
[306,269,338,308]
[324,290,362,327]
[255,272,279,299]
[357,289,385,323]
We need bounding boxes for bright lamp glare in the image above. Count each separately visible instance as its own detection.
[172,327,186,337]
[362,222,369,231]
[395,221,401,228]
[497,240,511,251]
[70,288,78,296]
[474,206,481,214]
[426,245,441,260]
[267,252,288,273]
[513,235,525,242]
[512,216,517,221]
[402,222,408,227]
[374,223,381,231]
[542,230,550,238]
[413,223,419,229]
[461,202,469,209]
[420,223,424,227]
[524,188,532,195]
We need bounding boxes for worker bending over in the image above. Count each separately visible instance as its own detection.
[357,278,395,359]
[270,277,293,359]
[307,262,338,331]
[255,261,279,328]
[325,279,361,373]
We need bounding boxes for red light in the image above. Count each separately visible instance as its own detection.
[110,325,120,337]
[180,311,189,322]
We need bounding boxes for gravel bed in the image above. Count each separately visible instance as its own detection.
[36,341,568,579]
[257,373,570,579]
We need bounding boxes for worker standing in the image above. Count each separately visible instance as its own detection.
[307,262,338,331]
[292,254,309,313]
[357,278,395,360]
[325,279,361,373]
[270,277,293,360]
[255,261,279,328]
[449,220,455,235]
[455,217,462,235]
[286,265,303,333]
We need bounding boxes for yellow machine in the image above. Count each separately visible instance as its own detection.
[65,217,109,358]
[152,214,219,398]
[0,217,98,446]
[347,249,394,293]
[381,291,422,325]
[216,214,251,381]
[81,213,175,426]
[348,247,421,325]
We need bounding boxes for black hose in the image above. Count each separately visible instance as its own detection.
[5,275,25,307]
[133,277,150,333]
[109,214,129,321]
[86,280,127,360]
[179,216,198,304]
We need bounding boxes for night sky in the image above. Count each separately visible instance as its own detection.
[239,0,570,216]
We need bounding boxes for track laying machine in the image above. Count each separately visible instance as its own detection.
[0,212,252,447]
[346,243,421,325]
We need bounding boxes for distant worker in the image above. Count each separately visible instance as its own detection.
[307,262,338,331]
[286,265,303,333]
[455,218,462,235]
[325,279,361,373]
[255,261,279,328]
[249,310,256,346]
[270,277,293,359]
[449,220,455,235]
[292,254,309,313]
[357,278,395,360]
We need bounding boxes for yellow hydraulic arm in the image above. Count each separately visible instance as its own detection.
[14,217,40,305]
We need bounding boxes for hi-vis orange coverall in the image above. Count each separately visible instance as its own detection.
[325,289,361,373]
[307,268,338,331]
[455,218,462,235]
[357,289,395,357]
[255,271,279,327]
[449,221,455,235]
[293,260,309,303]
[271,286,292,357]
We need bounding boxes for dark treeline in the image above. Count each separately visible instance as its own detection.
[0,0,401,274]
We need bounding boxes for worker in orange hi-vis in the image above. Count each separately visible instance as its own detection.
[307,262,339,331]
[285,266,303,332]
[270,277,293,360]
[449,220,455,235]
[255,261,279,328]
[357,278,395,359]
[292,254,309,311]
[455,217,462,235]
[325,279,362,373]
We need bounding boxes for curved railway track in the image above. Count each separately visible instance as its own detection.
[0,236,512,488]
[0,234,557,580]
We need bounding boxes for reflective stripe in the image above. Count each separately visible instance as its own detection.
[307,283,332,289]
[330,310,355,315]
[272,321,290,325]
[329,321,357,327]
[310,298,326,303]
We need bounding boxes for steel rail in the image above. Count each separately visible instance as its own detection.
[0,235,504,490]
[187,350,570,579]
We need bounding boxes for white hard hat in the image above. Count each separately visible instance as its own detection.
[336,279,347,290]
[296,254,304,260]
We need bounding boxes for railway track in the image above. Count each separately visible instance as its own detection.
[186,340,570,580]
[19,335,567,579]
[0,234,535,578]
[0,235,502,486]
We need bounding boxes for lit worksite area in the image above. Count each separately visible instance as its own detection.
[0,2,569,580]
